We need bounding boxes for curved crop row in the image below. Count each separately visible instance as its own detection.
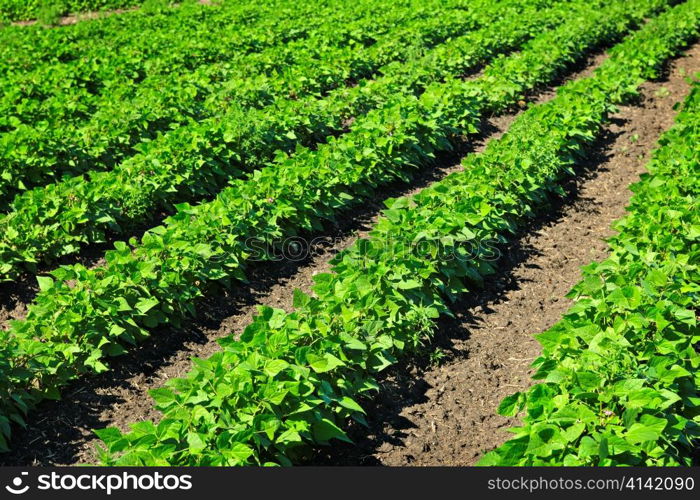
[0,0,664,278]
[0,0,143,23]
[0,0,385,77]
[0,0,474,129]
[0,1,293,94]
[92,0,700,465]
[0,0,508,203]
[0,0,680,451]
[1,0,406,188]
[478,84,700,467]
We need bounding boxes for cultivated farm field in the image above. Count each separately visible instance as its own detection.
[0,0,698,467]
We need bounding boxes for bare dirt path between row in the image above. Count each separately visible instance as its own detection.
[2,41,698,466]
[316,43,700,466]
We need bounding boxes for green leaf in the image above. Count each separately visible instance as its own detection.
[264,359,289,377]
[36,276,54,292]
[625,416,666,445]
[312,418,352,444]
[187,432,207,453]
[396,279,422,290]
[136,297,159,314]
[338,396,365,414]
[497,392,525,417]
[150,388,177,406]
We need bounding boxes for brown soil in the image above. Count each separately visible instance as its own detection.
[0,46,610,466]
[315,43,700,466]
[0,279,36,332]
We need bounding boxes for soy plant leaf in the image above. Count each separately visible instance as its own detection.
[312,418,353,444]
[497,392,526,417]
[36,275,54,292]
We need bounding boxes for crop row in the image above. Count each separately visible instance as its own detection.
[92,0,700,465]
[1,1,278,81]
[0,0,477,130]
[0,0,433,176]
[478,83,700,467]
[0,0,676,450]
[0,0,393,75]
[0,0,663,279]
[0,1,146,23]
[0,0,512,205]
